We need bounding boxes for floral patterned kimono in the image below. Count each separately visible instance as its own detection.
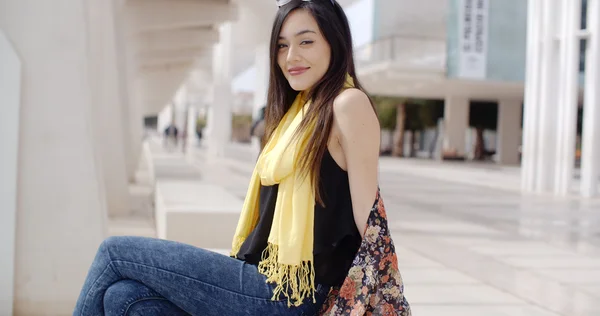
[319,191,411,316]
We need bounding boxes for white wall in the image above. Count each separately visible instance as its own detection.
[88,0,131,217]
[0,0,108,313]
[374,0,448,39]
[0,30,20,316]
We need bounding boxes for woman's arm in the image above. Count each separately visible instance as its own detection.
[333,88,381,237]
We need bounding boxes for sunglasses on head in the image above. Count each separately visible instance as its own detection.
[276,0,335,7]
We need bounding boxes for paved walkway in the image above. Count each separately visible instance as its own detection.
[137,139,600,316]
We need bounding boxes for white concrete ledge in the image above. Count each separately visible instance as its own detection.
[155,181,243,249]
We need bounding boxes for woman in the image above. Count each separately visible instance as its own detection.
[73,1,407,315]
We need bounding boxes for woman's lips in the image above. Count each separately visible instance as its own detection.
[288,67,309,76]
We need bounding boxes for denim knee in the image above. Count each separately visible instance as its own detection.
[104,280,158,315]
[97,236,118,259]
[125,299,188,316]
[100,236,124,253]
[104,280,186,316]
[98,236,132,261]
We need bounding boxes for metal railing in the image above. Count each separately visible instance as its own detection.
[354,35,447,72]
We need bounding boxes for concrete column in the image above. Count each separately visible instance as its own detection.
[207,23,234,159]
[118,0,143,182]
[125,73,144,182]
[497,100,522,165]
[522,0,565,194]
[554,0,582,196]
[581,0,600,197]
[0,30,20,316]
[88,0,131,217]
[522,0,543,192]
[0,0,108,314]
[253,43,270,118]
[534,0,562,193]
[252,43,269,151]
[187,106,199,149]
[443,96,469,158]
[174,86,189,131]
[158,104,173,134]
[113,0,138,182]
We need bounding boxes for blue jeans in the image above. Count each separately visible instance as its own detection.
[73,236,330,316]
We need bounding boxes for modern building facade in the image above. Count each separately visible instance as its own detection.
[328,0,598,197]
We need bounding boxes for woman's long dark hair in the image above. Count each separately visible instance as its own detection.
[264,0,375,205]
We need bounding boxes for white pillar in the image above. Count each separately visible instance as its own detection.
[125,80,144,182]
[117,0,143,182]
[88,0,131,217]
[187,106,198,145]
[0,0,108,314]
[0,30,20,316]
[497,100,522,165]
[113,0,139,183]
[554,0,582,196]
[253,43,270,118]
[581,0,600,197]
[252,43,269,151]
[186,106,199,156]
[522,0,567,194]
[443,96,469,158]
[158,104,173,134]
[522,0,543,192]
[534,0,562,193]
[207,23,233,159]
[174,86,188,130]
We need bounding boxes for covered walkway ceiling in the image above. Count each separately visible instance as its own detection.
[124,0,364,116]
[122,0,237,116]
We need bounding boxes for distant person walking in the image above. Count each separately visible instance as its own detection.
[163,124,178,148]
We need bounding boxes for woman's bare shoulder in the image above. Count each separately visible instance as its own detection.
[332,88,379,133]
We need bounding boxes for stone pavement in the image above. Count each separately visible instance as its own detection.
[134,139,600,316]
[380,172,600,316]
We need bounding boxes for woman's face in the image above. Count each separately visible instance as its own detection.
[277,9,331,92]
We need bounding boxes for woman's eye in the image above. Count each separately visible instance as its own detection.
[300,40,314,45]
[277,43,288,49]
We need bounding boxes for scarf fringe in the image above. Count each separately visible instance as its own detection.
[258,243,316,307]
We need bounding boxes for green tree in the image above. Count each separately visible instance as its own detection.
[372,96,443,157]
[372,95,405,156]
[404,99,444,157]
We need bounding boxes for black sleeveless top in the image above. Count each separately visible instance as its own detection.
[235,150,362,286]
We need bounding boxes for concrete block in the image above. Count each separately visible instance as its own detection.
[155,181,243,249]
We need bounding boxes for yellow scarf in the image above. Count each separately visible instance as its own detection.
[231,77,354,307]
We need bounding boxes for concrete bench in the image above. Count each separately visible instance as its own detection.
[155,181,243,250]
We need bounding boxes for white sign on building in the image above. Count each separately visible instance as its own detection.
[458,0,489,79]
